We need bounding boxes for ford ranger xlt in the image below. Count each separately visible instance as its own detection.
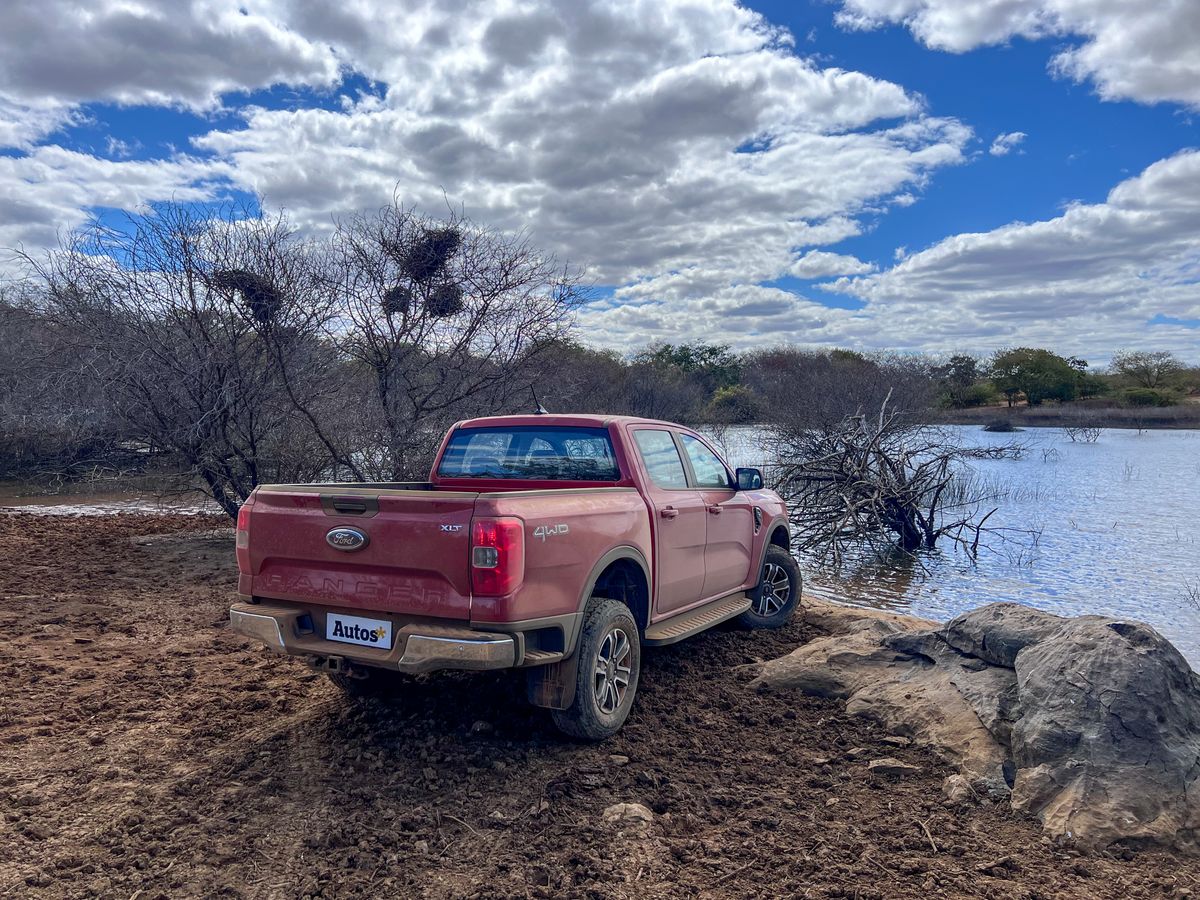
[230,414,799,739]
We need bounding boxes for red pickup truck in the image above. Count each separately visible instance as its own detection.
[230,414,798,739]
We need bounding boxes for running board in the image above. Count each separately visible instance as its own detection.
[643,593,751,646]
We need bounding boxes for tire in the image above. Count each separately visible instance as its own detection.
[737,545,802,629]
[550,598,641,741]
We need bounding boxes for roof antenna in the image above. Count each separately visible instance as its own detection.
[531,386,549,415]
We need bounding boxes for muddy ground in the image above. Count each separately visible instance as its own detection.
[1,514,1198,899]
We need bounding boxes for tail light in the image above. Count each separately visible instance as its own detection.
[471,517,525,596]
[235,497,253,573]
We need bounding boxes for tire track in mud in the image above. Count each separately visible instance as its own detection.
[4,513,1200,899]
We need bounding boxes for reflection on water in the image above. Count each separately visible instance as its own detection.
[717,425,1200,665]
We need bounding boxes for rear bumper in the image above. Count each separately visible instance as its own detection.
[229,602,517,674]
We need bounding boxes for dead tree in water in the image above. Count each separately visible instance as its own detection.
[769,394,1024,563]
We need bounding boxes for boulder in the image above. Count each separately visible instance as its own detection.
[754,600,1200,851]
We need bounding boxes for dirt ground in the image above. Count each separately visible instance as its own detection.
[2,514,1198,899]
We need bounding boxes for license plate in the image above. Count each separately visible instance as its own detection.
[326,612,393,649]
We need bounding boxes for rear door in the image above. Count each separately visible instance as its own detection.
[678,433,755,600]
[630,428,707,615]
[247,488,476,619]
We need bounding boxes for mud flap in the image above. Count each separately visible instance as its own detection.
[526,653,580,710]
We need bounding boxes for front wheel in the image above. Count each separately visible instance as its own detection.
[737,545,802,629]
[550,598,641,741]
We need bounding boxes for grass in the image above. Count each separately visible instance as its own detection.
[930,402,1200,430]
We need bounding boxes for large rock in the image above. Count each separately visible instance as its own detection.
[754,601,1200,851]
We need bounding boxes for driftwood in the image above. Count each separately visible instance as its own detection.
[769,393,1024,562]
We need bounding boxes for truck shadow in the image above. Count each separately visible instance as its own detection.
[245,616,815,775]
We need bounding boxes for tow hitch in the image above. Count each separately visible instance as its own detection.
[306,655,367,678]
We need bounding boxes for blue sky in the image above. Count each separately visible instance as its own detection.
[769,1,1198,358]
[749,1,1198,314]
[1,0,1198,360]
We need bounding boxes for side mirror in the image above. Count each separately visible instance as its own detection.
[736,467,763,491]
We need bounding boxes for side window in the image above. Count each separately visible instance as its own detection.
[680,435,730,489]
[633,429,689,489]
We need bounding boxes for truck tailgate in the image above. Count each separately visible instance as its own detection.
[245,487,477,619]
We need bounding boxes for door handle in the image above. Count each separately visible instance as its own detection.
[707,505,723,515]
[660,506,679,519]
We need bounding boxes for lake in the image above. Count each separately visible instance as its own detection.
[717,425,1200,664]
[4,425,1199,662]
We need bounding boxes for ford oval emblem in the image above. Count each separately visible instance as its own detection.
[326,526,369,552]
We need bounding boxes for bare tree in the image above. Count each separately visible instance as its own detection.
[309,202,579,480]
[768,394,1022,563]
[1111,350,1184,388]
[745,347,936,430]
[0,283,127,481]
[1063,424,1102,443]
[22,203,336,515]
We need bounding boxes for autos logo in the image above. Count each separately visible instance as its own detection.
[330,621,386,643]
[326,527,369,551]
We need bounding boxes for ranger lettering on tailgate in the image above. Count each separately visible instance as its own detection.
[260,573,447,606]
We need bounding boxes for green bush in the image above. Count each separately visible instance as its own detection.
[704,385,761,424]
[1119,387,1182,407]
[959,382,1001,407]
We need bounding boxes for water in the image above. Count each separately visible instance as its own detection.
[4,427,1199,660]
[715,425,1200,664]
[0,488,216,517]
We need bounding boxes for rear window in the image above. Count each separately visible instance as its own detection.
[437,426,621,481]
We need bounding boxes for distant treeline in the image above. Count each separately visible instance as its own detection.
[1,200,1197,512]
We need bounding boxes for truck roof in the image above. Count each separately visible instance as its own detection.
[454,413,688,430]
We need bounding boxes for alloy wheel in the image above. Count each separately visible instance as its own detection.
[594,626,633,714]
[754,562,791,617]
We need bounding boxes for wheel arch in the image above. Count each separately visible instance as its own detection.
[754,518,792,576]
[569,546,651,651]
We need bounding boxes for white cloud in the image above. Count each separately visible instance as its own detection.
[828,150,1200,359]
[0,96,79,150]
[0,1,339,114]
[989,131,1026,156]
[35,1,1200,360]
[0,147,228,258]
[581,275,870,352]
[833,0,1200,108]
[788,250,876,278]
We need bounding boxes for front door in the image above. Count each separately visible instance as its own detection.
[678,434,755,600]
[630,428,707,615]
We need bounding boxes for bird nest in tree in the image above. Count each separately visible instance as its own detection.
[382,286,411,317]
[385,227,462,283]
[210,269,281,324]
[426,283,464,317]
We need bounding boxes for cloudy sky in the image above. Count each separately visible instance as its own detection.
[1,0,1198,362]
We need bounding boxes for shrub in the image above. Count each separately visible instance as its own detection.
[959,382,1001,408]
[704,385,760,424]
[1120,387,1181,408]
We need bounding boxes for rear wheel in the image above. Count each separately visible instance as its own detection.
[737,545,801,629]
[551,598,641,741]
